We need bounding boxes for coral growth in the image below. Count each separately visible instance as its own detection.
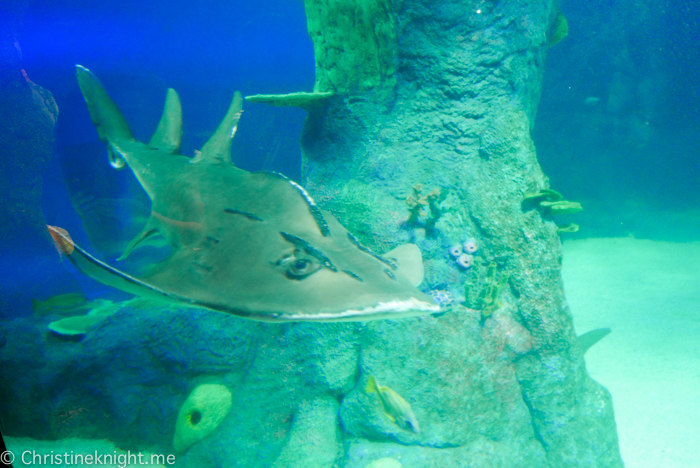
[406,184,442,230]
[463,239,478,254]
[245,91,333,110]
[447,239,478,270]
[456,253,473,269]
[429,289,454,307]
[522,188,563,205]
[540,200,583,215]
[464,261,510,318]
[523,188,583,231]
[549,12,569,46]
[557,223,579,233]
[448,244,462,258]
[47,315,105,340]
[173,384,232,453]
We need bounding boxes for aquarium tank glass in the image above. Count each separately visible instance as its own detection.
[0,0,698,467]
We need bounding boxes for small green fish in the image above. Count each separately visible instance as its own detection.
[32,293,87,316]
[366,375,420,433]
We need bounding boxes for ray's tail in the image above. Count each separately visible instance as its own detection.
[48,225,75,257]
[47,225,183,304]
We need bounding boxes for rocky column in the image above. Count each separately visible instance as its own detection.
[289,0,622,466]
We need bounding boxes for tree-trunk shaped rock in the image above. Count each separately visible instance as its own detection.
[255,0,623,466]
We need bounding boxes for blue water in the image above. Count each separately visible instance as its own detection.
[533,0,700,239]
[8,0,317,311]
[20,0,700,248]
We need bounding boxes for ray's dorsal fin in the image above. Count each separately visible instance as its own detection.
[384,244,424,287]
[196,91,243,163]
[148,88,182,154]
[76,65,134,143]
[76,65,135,169]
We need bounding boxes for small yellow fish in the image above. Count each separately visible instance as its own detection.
[366,375,420,433]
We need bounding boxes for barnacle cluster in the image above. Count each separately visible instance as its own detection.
[448,239,478,270]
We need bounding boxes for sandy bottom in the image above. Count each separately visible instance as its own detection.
[563,238,700,468]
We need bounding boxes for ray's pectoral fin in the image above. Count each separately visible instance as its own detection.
[118,217,161,261]
[578,327,612,354]
[384,244,425,287]
[48,225,184,304]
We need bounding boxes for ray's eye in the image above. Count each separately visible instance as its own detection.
[291,259,312,275]
[279,253,321,279]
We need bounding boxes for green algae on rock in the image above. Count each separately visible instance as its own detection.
[303,0,396,93]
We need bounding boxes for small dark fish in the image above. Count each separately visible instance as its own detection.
[32,292,86,312]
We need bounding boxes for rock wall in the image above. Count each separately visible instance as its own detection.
[298,0,623,466]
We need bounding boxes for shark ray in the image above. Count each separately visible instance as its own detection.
[50,65,438,322]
